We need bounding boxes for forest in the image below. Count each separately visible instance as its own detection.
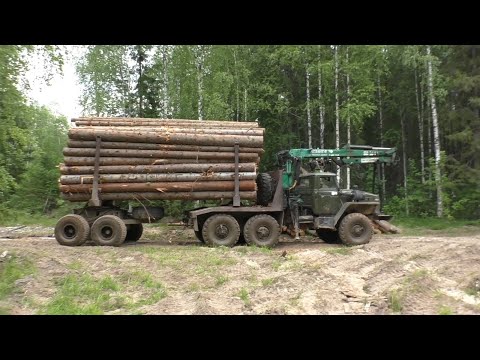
[1,45,479,222]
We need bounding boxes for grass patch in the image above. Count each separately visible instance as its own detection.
[0,306,10,315]
[326,247,352,256]
[261,278,276,287]
[120,271,167,306]
[388,289,403,313]
[438,305,453,315]
[391,217,480,235]
[41,274,122,315]
[238,288,250,306]
[67,261,83,271]
[271,259,282,271]
[465,277,480,297]
[215,275,229,287]
[0,205,76,227]
[0,255,35,300]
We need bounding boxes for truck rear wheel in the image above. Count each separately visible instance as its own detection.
[125,223,143,242]
[202,214,240,247]
[316,229,340,244]
[55,214,90,246]
[243,214,280,248]
[256,173,273,206]
[338,213,373,246]
[91,215,127,247]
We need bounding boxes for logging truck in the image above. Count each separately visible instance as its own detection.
[54,118,398,248]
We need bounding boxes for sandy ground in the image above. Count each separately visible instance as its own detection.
[1,225,479,315]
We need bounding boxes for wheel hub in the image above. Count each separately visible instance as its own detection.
[257,226,270,239]
[215,224,229,239]
[64,224,76,239]
[352,224,364,236]
[101,226,114,239]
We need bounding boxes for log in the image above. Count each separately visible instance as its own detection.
[59,163,257,175]
[71,126,263,136]
[59,180,256,193]
[68,128,264,147]
[63,157,234,166]
[67,140,264,154]
[72,117,259,128]
[60,191,257,202]
[62,148,260,161]
[59,172,257,184]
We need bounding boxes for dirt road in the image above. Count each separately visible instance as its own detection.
[1,225,479,314]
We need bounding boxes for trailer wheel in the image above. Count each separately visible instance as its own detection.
[91,215,127,247]
[125,223,143,242]
[243,215,280,248]
[316,229,340,244]
[256,173,273,206]
[55,214,90,246]
[338,213,373,246]
[202,214,240,247]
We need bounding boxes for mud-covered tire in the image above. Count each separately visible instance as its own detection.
[55,214,90,246]
[202,214,240,247]
[338,213,373,246]
[243,214,280,248]
[256,173,273,206]
[125,223,143,242]
[91,215,127,247]
[316,229,340,244]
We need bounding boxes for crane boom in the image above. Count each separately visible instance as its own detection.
[277,145,397,189]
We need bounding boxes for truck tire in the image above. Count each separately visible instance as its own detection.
[55,214,90,246]
[91,215,127,247]
[338,213,373,246]
[256,173,273,206]
[202,214,240,247]
[125,223,143,242]
[243,214,280,248]
[316,229,340,244]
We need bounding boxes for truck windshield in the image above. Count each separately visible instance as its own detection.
[319,176,337,189]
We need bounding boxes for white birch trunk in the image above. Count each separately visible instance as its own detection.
[334,45,340,185]
[414,64,425,183]
[426,45,443,217]
[306,65,312,148]
[318,46,325,149]
[346,47,351,189]
[377,71,386,202]
[233,49,240,121]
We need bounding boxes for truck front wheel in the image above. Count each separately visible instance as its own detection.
[202,214,240,247]
[243,215,280,248]
[338,213,373,246]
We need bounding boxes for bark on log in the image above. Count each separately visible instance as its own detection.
[60,172,257,184]
[62,148,260,161]
[59,163,257,175]
[67,140,264,154]
[68,128,263,147]
[60,180,256,193]
[60,191,257,202]
[70,126,263,136]
[63,157,234,166]
[72,117,259,128]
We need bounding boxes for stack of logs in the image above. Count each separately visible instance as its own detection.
[59,117,264,202]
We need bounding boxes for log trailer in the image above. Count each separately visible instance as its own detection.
[54,125,397,247]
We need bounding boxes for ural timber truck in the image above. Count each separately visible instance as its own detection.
[54,117,397,248]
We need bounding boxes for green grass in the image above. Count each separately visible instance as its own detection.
[0,205,76,227]
[0,255,35,300]
[215,275,229,286]
[119,271,167,306]
[0,306,11,315]
[41,274,123,315]
[261,278,276,287]
[438,305,453,315]
[326,247,352,256]
[391,217,480,235]
[238,288,251,306]
[388,289,403,313]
